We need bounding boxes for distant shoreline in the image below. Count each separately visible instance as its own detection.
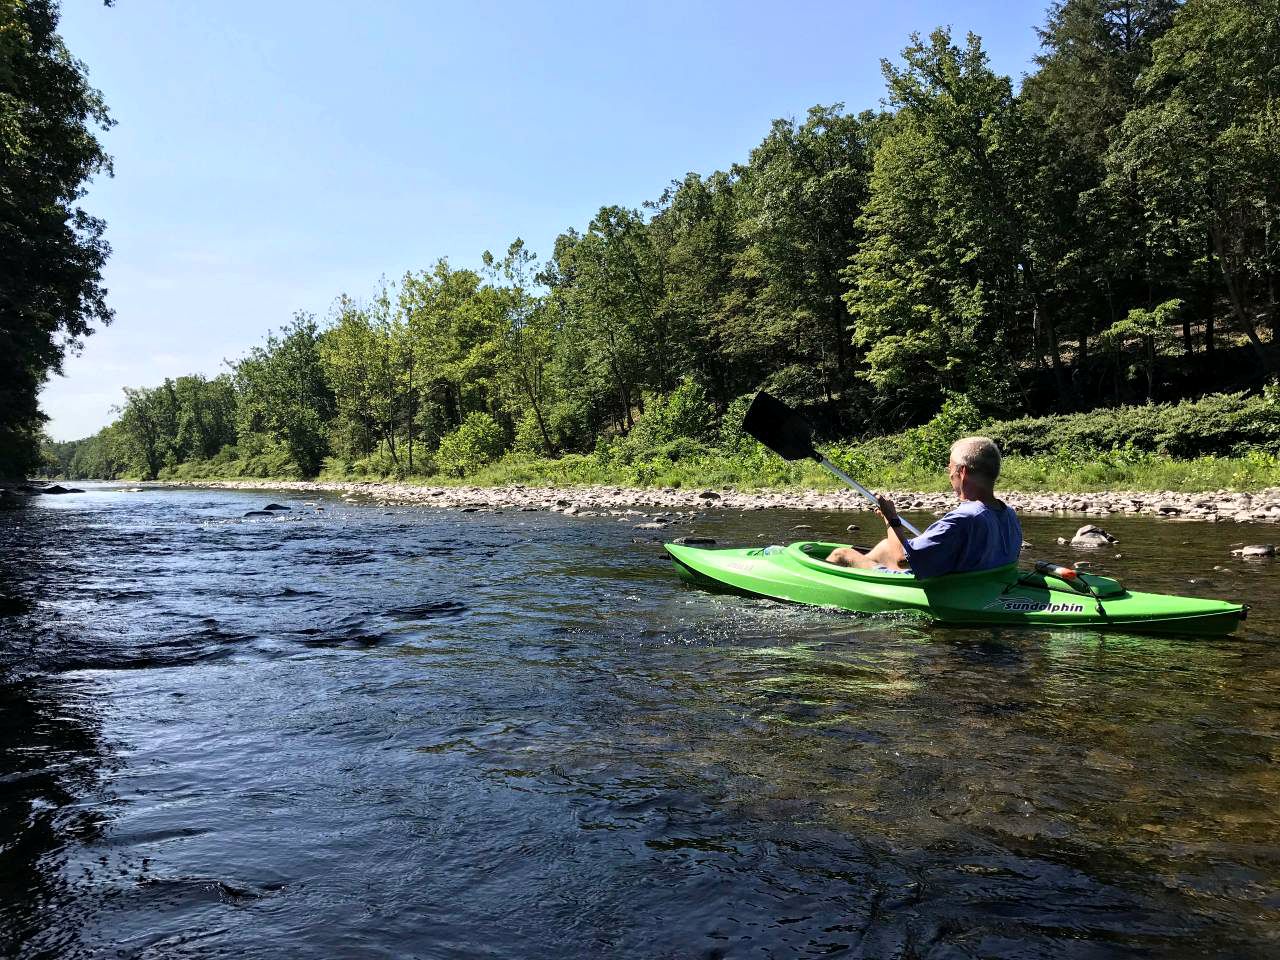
[145,479,1280,525]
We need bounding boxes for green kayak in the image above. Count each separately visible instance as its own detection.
[665,541,1247,635]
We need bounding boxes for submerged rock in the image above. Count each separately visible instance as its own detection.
[263,503,290,511]
[672,536,716,546]
[243,510,273,518]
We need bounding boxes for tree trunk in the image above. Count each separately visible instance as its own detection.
[1210,225,1276,373]
[1145,335,1155,403]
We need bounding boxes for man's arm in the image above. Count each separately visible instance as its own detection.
[875,495,910,567]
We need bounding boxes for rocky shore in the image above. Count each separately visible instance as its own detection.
[159,479,1280,524]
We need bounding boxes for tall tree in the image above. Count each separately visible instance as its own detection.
[542,209,667,431]
[234,314,335,476]
[1108,0,1280,373]
[736,105,883,414]
[484,239,559,455]
[845,30,1054,423]
[1023,0,1189,373]
[0,0,113,477]
[116,385,174,480]
[648,170,750,411]
[1023,0,1181,158]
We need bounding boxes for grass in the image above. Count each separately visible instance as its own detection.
[153,445,1280,494]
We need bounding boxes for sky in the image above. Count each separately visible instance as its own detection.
[43,0,1048,441]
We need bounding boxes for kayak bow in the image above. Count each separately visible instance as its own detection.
[665,541,1246,635]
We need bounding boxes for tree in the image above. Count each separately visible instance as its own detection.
[0,0,114,477]
[735,105,883,412]
[1023,0,1180,158]
[542,210,662,432]
[234,314,334,476]
[1097,297,1182,401]
[484,239,560,455]
[1107,0,1280,373]
[647,170,749,411]
[844,30,1052,423]
[321,288,409,471]
[172,373,236,461]
[116,385,173,480]
[1022,1,1187,375]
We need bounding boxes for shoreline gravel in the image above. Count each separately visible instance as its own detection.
[155,479,1280,524]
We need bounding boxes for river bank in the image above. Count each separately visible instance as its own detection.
[155,478,1280,525]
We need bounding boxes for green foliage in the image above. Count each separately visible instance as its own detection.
[0,0,113,477]
[434,412,506,477]
[1107,0,1280,374]
[984,391,1280,458]
[235,314,334,476]
[844,29,1051,422]
[899,393,983,469]
[1097,298,1183,401]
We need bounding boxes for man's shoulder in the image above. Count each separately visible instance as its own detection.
[944,500,988,521]
[949,499,1018,518]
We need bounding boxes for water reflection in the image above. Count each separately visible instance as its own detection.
[1,506,117,954]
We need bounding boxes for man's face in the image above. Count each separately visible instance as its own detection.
[947,460,964,494]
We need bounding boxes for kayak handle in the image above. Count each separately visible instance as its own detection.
[1034,560,1091,594]
[817,458,923,537]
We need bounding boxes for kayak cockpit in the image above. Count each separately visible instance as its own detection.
[787,541,1020,587]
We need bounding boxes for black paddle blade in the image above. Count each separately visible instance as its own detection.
[741,391,820,462]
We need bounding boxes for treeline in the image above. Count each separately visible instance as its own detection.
[50,0,1280,481]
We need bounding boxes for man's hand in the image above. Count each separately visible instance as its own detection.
[875,495,901,527]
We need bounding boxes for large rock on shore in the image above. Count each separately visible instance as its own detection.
[1071,525,1119,547]
[1232,544,1276,558]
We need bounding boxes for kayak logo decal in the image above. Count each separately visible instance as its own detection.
[984,597,1085,614]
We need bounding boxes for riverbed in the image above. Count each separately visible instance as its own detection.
[2,484,1278,957]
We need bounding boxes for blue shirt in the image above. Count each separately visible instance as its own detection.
[903,499,1022,579]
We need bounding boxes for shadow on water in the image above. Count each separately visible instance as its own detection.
[1,503,118,954]
[0,487,1277,957]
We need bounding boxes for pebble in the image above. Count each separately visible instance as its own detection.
[155,481,1280,525]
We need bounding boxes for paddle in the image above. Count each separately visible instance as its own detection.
[741,391,923,537]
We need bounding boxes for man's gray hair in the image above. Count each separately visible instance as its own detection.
[951,436,1002,482]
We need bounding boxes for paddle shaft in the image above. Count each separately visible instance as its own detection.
[817,457,923,537]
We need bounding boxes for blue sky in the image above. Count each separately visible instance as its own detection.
[44,0,1047,440]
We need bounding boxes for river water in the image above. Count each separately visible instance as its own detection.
[1,484,1277,958]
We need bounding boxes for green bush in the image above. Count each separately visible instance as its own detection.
[899,393,983,468]
[436,412,506,477]
[984,391,1280,458]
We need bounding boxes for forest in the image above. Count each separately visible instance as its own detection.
[12,1,1280,488]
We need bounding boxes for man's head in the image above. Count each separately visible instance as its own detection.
[948,436,1001,496]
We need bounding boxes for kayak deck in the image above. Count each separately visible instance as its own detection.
[665,541,1246,636]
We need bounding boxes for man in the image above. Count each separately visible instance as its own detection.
[827,437,1022,578]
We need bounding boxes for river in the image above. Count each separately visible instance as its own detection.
[2,484,1277,958]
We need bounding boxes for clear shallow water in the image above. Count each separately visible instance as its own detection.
[1,484,1278,958]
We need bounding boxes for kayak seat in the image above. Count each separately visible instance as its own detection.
[790,542,1019,586]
